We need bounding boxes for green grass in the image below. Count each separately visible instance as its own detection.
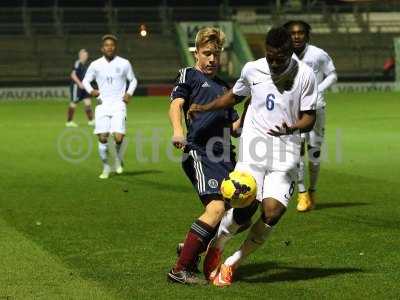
[0,92,399,299]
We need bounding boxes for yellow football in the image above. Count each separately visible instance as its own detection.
[220,171,257,208]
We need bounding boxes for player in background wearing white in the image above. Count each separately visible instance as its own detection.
[83,35,137,179]
[66,49,94,127]
[189,27,317,287]
[284,20,337,212]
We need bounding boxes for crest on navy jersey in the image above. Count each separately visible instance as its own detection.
[208,179,218,189]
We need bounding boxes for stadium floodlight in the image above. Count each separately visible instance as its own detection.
[139,24,148,37]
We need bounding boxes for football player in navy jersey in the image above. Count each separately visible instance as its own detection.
[66,49,94,127]
[167,27,256,285]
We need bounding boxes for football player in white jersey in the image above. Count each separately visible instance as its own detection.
[188,27,317,287]
[284,20,337,212]
[83,35,137,179]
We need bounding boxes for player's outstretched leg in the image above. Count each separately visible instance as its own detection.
[168,218,214,285]
[213,216,272,287]
[98,134,111,179]
[114,133,125,174]
[213,198,285,287]
[203,210,237,281]
[168,200,224,285]
[203,201,258,281]
[66,102,78,127]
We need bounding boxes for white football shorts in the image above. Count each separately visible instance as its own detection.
[236,129,300,207]
[94,103,127,135]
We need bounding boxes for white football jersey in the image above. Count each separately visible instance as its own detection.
[233,57,317,155]
[296,44,335,108]
[83,56,137,106]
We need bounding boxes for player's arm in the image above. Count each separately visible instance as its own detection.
[188,63,250,118]
[70,70,84,89]
[267,110,316,136]
[169,69,192,149]
[292,110,316,133]
[318,52,337,93]
[82,63,99,97]
[231,98,251,138]
[169,98,186,149]
[124,62,138,104]
[318,71,337,93]
[188,89,243,119]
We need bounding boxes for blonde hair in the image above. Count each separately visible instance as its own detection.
[195,27,225,50]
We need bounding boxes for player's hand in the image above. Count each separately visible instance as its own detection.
[123,93,131,104]
[267,122,296,136]
[78,83,85,89]
[91,90,100,97]
[172,135,186,150]
[187,103,205,120]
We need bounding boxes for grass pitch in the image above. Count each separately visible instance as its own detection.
[0,92,399,299]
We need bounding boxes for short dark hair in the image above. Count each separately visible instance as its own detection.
[283,20,312,37]
[265,27,293,52]
[102,34,118,44]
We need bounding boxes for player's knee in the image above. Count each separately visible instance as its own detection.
[205,201,225,221]
[114,135,124,144]
[212,206,225,220]
[69,102,77,108]
[262,211,282,226]
[261,199,286,226]
[98,134,108,143]
[83,98,91,106]
[233,200,259,225]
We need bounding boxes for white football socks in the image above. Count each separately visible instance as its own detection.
[98,142,110,171]
[214,208,241,250]
[309,161,320,191]
[224,216,272,268]
[297,154,306,193]
[115,139,127,167]
[115,142,122,165]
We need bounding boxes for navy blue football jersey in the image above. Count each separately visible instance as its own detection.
[72,60,88,82]
[170,67,239,154]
